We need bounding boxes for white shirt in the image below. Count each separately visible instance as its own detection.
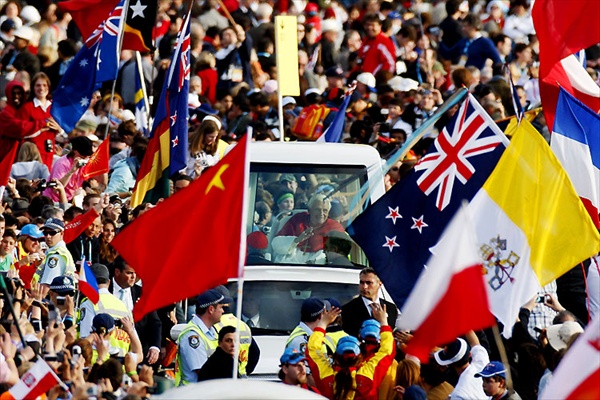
[450,345,490,400]
[112,278,134,312]
[361,294,381,317]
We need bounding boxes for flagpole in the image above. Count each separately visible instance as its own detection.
[103,0,131,142]
[135,51,152,132]
[491,324,515,395]
[233,133,251,379]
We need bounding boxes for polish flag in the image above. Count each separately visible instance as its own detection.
[397,205,495,362]
[79,258,100,304]
[7,359,62,400]
[540,317,600,399]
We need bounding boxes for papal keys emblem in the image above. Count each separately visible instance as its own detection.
[480,235,520,291]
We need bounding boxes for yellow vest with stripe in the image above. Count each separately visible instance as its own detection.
[31,245,75,285]
[175,322,218,386]
[90,328,131,364]
[92,293,131,320]
[214,313,252,376]
[325,329,348,352]
[287,325,336,355]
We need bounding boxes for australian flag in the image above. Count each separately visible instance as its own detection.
[50,0,124,133]
[348,94,509,309]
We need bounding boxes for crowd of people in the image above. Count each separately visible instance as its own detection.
[0,0,599,398]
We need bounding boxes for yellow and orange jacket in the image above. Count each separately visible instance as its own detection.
[307,326,396,400]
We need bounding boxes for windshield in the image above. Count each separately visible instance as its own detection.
[225,281,358,334]
[246,163,370,268]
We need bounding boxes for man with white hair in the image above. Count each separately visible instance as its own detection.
[276,194,345,253]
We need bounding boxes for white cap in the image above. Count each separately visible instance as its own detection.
[388,76,420,92]
[321,19,341,33]
[304,88,321,97]
[20,6,41,25]
[392,119,413,135]
[86,134,100,143]
[121,109,135,122]
[262,79,278,94]
[13,26,33,42]
[357,72,376,89]
[282,96,296,107]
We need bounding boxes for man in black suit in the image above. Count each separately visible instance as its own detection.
[110,257,162,365]
[342,267,398,338]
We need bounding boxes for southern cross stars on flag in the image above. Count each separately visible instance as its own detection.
[349,94,509,309]
[50,0,124,133]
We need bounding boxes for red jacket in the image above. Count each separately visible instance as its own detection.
[358,33,396,75]
[197,68,218,104]
[0,81,46,165]
[17,98,56,170]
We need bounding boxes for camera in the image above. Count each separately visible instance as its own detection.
[56,296,66,306]
[114,319,123,329]
[76,159,89,168]
[535,295,546,303]
[36,179,57,192]
[71,345,82,367]
[44,352,65,362]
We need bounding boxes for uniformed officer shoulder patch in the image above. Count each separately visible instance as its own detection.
[189,335,200,349]
[79,307,86,322]
[48,256,59,268]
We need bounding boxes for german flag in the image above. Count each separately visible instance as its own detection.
[130,7,191,207]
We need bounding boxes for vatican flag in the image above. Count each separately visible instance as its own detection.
[469,118,600,337]
[275,16,300,96]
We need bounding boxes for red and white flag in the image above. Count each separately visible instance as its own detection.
[396,205,496,362]
[532,0,600,130]
[540,317,600,399]
[7,358,62,399]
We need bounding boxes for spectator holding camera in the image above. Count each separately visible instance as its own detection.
[43,136,94,202]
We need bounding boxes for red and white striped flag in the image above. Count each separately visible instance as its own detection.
[7,358,62,399]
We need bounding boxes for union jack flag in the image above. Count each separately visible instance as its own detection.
[415,96,506,211]
[349,93,509,308]
[51,0,124,133]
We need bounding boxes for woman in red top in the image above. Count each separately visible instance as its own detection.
[18,72,58,171]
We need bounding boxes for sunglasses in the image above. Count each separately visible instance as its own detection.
[43,230,60,236]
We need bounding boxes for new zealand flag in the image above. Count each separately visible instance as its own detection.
[348,94,509,309]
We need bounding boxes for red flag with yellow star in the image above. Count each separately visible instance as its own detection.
[81,139,110,180]
[111,135,250,321]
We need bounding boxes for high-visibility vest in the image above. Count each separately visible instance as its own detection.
[90,328,131,364]
[214,313,252,376]
[31,244,75,285]
[92,293,131,320]
[287,325,336,355]
[325,329,348,353]
[175,322,217,386]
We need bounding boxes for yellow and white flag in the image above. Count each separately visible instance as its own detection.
[469,119,600,337]
[275,16,300,96]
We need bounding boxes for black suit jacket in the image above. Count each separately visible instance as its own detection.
[341,296,398,338]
